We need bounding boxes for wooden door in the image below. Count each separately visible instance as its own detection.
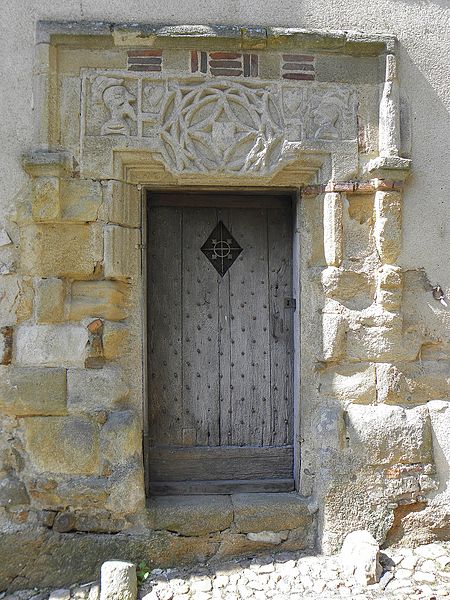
[147,192,295,494]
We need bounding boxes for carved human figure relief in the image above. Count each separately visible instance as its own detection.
[313,100,341,140]
[92,76,137,135]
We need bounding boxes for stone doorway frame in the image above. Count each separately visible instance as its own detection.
[18,21,415,555]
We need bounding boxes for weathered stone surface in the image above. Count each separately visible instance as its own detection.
[149,495,233,536]
[69,280,129,321]
[232,493,312,533]
[345,404,432,465]
[321,267,370,301]
[376,265,403,311]
[376,361,450,404]
[35,278,65,323]
[100,410,141,465]
[214,532,278,560]
[29,476,109,509]
[48,589,71,600]
[0,529,218,592]
[246,531,287,544]
[320,363,376,403]
[32,176,61,222]
[0,275,34,326]
[346,313,421,362]
[60,179,103,222]
[20,224,103,278]
[105,461,145,514]
[16,324,88,367]
[103,226,139,279]
[323,192,343,267]
[0,475,30,507]
[340,530,382,586]
[67,366,129,413]
[0,366,66,416]
[102,321,128,360]
[100,559,137,600]
[322,313,347,361]
[0,326,13,365]
[23,416,100,475]
[374,191,402,264]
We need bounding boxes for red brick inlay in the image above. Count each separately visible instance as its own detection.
[190,51,258,77]
[127,50,162,72]
[281,53,315,81]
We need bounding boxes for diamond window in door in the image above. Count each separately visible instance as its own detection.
[200,220,243,276]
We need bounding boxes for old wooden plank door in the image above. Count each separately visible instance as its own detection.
[147,192,295,494]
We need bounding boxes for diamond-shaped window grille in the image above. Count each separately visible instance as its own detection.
[201,221,243,276]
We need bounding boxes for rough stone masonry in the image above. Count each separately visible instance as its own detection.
[0,17,449,592]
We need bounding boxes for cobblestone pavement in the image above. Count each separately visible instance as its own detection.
[2,542,450,600]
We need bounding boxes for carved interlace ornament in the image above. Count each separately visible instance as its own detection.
[83,73,358,176]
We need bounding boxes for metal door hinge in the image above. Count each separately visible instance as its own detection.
[284,298,297,310]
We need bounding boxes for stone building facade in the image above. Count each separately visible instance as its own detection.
[0,2,449,592]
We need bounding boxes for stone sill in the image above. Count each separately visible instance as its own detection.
[147,492,314,538]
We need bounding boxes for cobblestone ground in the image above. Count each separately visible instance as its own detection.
[2,542,449,600]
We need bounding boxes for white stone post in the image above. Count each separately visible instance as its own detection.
[379,54,401,157]
[100,561,137,600]
[323,192,343,267]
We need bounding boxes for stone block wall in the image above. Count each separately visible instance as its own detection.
[0,19,449,591]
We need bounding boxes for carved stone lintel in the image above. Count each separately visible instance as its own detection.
[82,72,358,177]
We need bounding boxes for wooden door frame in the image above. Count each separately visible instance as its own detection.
[141,186,301,497]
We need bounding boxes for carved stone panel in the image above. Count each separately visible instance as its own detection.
[81,71,358,176]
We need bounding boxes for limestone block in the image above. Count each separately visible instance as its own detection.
[107,182,141,228]
[376,265,403,310]
[345,404,432,465]
[428,400,450,475]
[16,324,88,367]
[323,192,343,267]
[32,176,61,222]
[35,278,65,323]
[321,267,370,301]
[100,410,141,465]
[29,475,109,508]
[23,416,100,475]
[376,361,450,404]
[346,316,421,362]
[322,313,347,361]
[149,495,233,536]
[0,366,66,416]
[0,275,34,326]
[67,366,129,412]
[104,225,139,279]
[320,363,376,404]
[313,405,345,450]
[20,223,103,278]
[105,461,145,513]
[60,179,103,222]
[100,561,137,600]
[102,321,128,360]
[340,530,382,586]
[374,191,402,264]
[69,280,130,321]
[0,475,30,507]
[232,493,312,533]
